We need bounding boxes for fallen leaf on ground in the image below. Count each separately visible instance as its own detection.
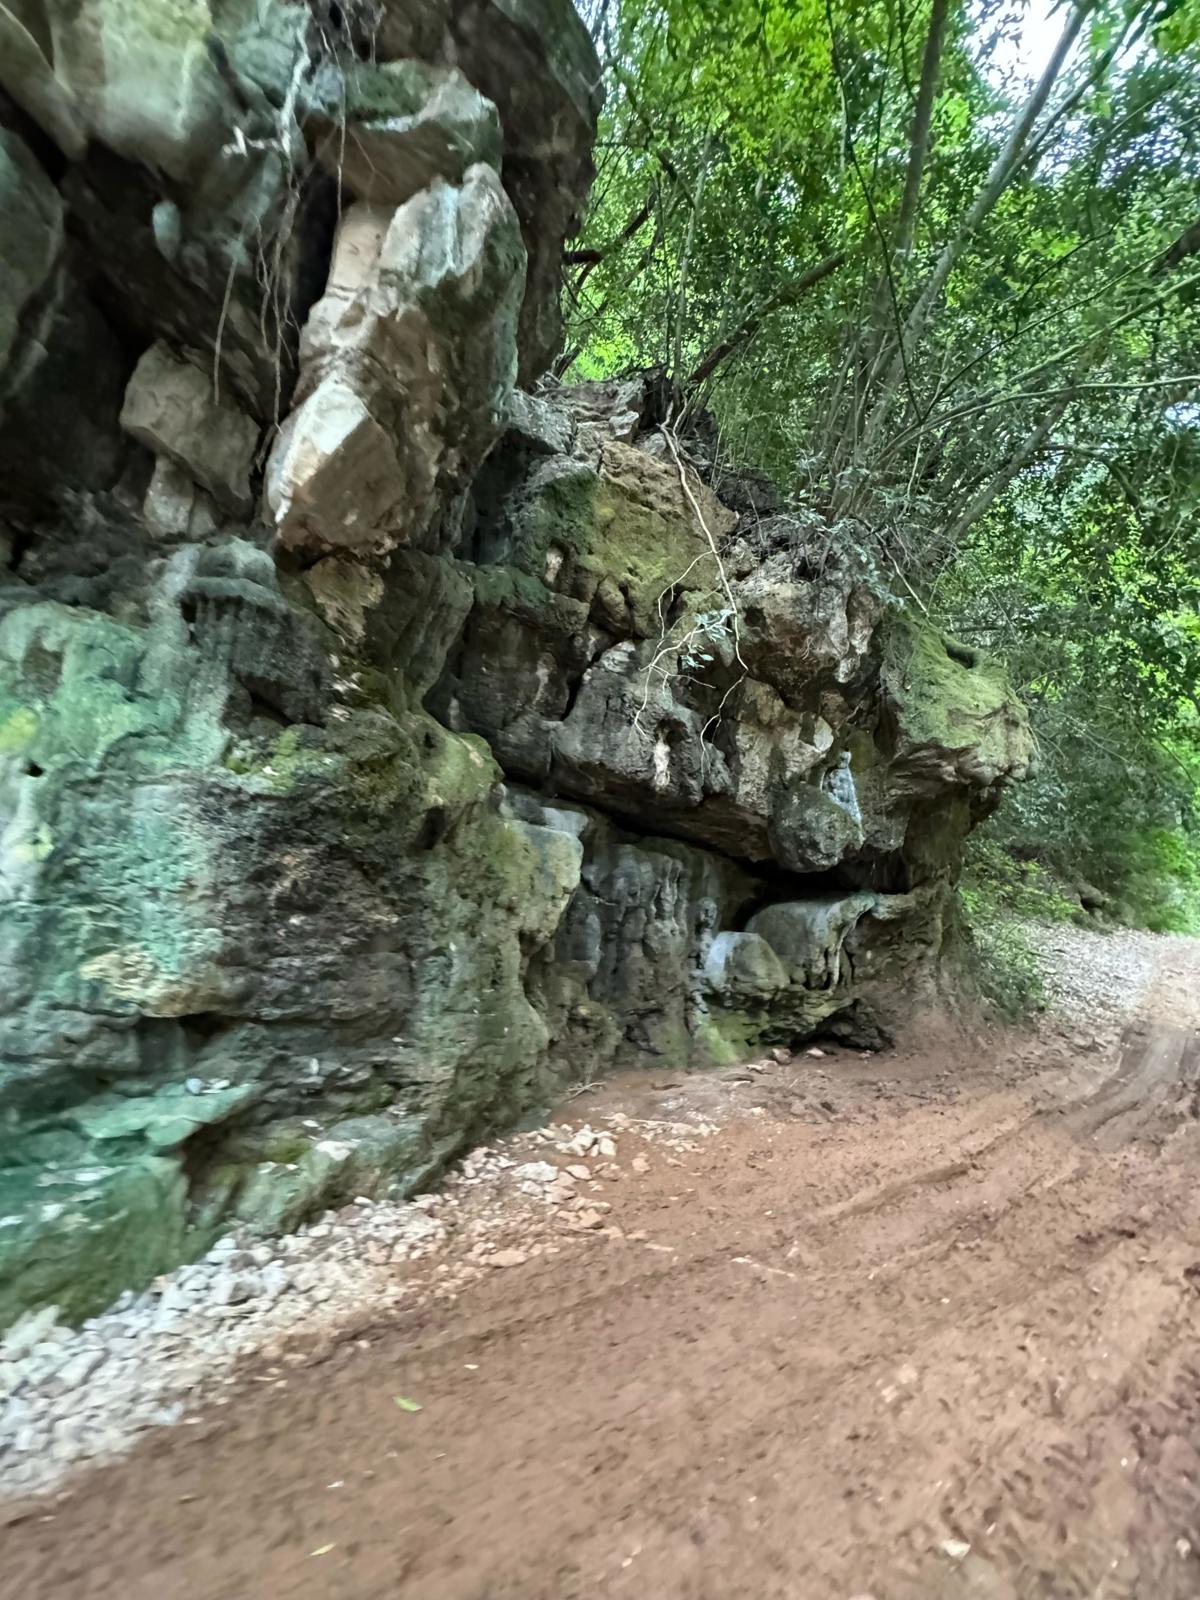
[309,1543,336,1557]
[393,1396,423,1412]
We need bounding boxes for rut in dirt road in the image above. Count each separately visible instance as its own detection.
[4,935,1200,1600]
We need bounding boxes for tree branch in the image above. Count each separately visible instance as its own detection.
[824,0,923,424]
[570,191,656,293]
[885,374,1200,460]
[860,0,1096,449]
[944,393,1073,546]
[686,251,847,388]
[1035,443,1141,506]
[890,0,950,281]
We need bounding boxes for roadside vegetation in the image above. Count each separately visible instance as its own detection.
[566,0,1200,950]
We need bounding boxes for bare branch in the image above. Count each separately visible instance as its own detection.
[687,251,846,388]
[861,0,1096,447]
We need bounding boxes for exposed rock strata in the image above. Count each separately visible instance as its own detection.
[0,0,1031,1325]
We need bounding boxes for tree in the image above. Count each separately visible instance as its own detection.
[566,0,1200,922]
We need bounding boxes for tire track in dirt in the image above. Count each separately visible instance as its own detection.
[5,937,1200,1600]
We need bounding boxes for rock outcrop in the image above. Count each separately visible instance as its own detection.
[0,0,1032,1326]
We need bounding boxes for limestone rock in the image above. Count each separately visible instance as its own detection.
[488,1248,528,1267]
[704,933,789,1004]
[0,130,63,372]
[143,458,219,542]
[266,378,408,551]
[0,0,1032,1336]
[446,0,603,379]
[560,375,654,443]
[504,388,576,456]
[0,2,87,159]
[268,167,524,553]
[882,614,1035,794]
[727,522,885,704]
[120,342,258,515]
[307,59,503,204]
[747,895,913,995]
[769,781,864,874]
[23,0,230,183]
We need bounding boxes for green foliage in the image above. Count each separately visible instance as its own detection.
[569,0,1200,930]
[964,912,1049,1019]
[985,715,1200,932]
[958,839,1075,1018]
[962,835,1084,926]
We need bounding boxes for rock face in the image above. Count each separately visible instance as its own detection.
[0,0,1032,1326]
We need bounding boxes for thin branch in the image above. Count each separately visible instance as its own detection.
[885,374,1200,458]
[672,130,715,385]
[861,0,1095,448]
[888,0,950,282]
[1035,443,1141,506]
[944,393,1073,546]
[911,262,1200,452]
[686,250,846,388]
[824,0,922,421]
[570,190,656,294]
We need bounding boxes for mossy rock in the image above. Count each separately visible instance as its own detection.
[0,1155,189,1327]
[507,456,725,638]
[882,612,1034,790]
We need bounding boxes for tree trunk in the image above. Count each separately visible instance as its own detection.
[860,0,1095,452]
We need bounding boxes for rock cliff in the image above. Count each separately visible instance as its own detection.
[0,0,1033,1324]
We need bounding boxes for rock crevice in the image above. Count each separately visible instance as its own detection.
[0,0,1031,1325]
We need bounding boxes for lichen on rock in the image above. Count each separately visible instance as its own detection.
[0,0,1034,1327]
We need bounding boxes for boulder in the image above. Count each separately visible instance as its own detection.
[306,58,502,204]
[445,0,603,379]
[266,377,408,550]
[0,0,227,180]
[882,614,1034,795]
[769,781,864,874]
[703,932,788,1003]
[748,896,884,993]
[504,387,577,456]
[142,458,220,542]
[268,166,525,553]
[0,0,87,158]
[120,342,259,516]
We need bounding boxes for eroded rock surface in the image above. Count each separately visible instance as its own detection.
[0,0,1031,1326]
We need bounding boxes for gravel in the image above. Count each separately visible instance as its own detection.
[8,925,1186,1504]
[1020,922,1172,1025]
[0,1109,714,1501]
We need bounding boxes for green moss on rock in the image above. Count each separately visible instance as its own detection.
[882,612,1034,789]
[0,1157,189,1327]
[509,458,723,636]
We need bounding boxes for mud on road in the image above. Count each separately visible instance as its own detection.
[5,935,1200,1600]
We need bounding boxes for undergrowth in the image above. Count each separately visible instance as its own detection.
[962,914,1048,1020]
[958,836,1081,1018]
[961,836,1084,927]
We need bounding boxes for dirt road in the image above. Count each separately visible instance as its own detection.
[5,937,1200,1600]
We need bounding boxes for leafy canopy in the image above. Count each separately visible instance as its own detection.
[568,0,1200,925]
